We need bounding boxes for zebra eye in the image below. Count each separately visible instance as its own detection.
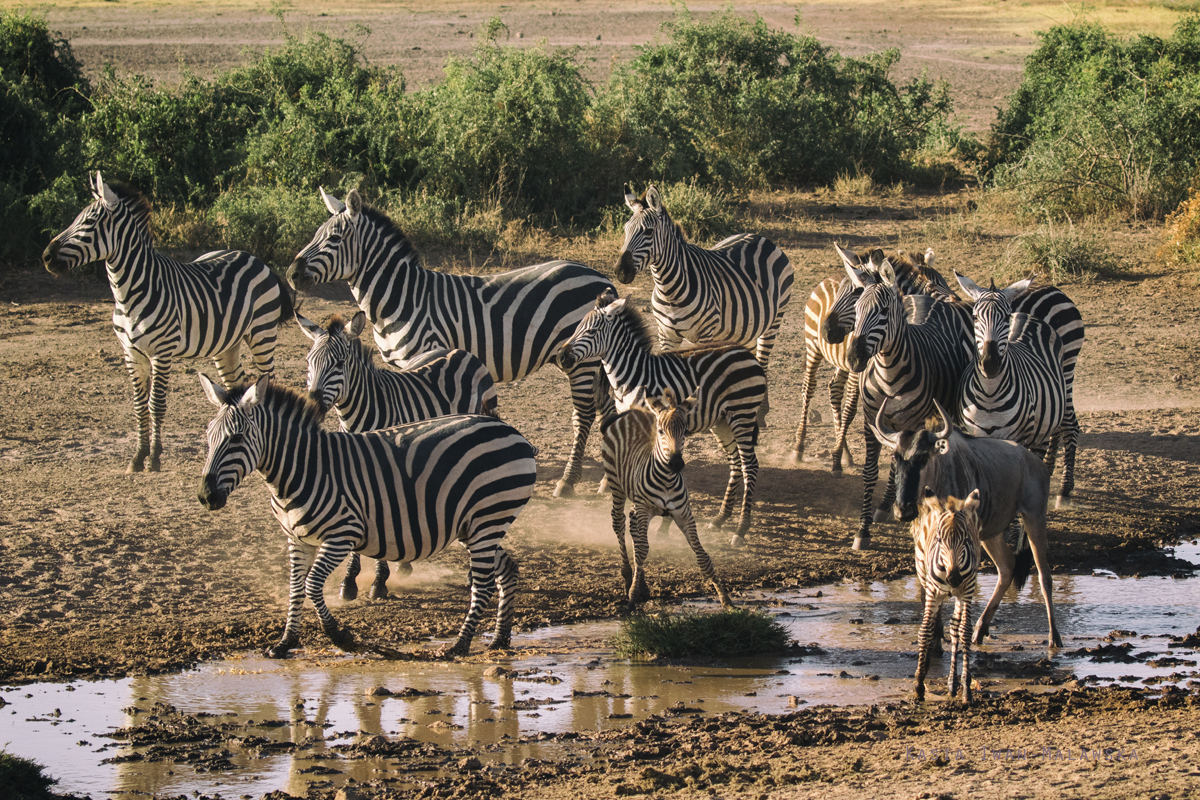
[227,433,244,445]
[326,234,342,245]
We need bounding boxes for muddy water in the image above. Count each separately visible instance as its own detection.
[4,543,1197,797]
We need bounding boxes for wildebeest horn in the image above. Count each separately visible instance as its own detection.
[870,399,902,449]
[932,398,953,439]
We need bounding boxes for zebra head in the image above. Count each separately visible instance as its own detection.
[297,310,367,412]
[643,387,697,474]
[956,272,1032,379]
[870,398,956,522]
[844,258,903,372]
[197,374,268,511]
[825,244,885,344]
[43,171,147,276]
[917,487,981,590]
[616,184,672,284]
[559,288,622,371]
[288,188,362,291]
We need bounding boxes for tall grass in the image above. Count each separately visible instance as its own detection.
[613,608,791,660]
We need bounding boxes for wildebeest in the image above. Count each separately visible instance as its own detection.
[871,399,1062,648]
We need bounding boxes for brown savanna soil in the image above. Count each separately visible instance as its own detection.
[3,2,1200,798]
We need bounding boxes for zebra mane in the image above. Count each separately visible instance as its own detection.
[636,189,688,242]
[227,379,326,427]
[613,299,659,353]
[105,181,153,231]
[359,203,414,252]
[321,314,379,370]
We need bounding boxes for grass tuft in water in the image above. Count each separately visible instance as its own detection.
[613,608,791,660]
[0,749,58,800]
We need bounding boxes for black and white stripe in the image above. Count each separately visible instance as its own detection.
[196,375,536,658]
[298,309,500,601]
[42,172,291,473]
[602,388,732,609]
[287,188,613,498]
[842,260,975,550]
[560,291,766,544]
[616,185,793,424]
[912,488,981,704]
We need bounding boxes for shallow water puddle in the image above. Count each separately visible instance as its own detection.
[4,543,1197,797]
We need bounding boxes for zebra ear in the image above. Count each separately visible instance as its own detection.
[348,311,367,338]
[645,185,662,211]
[921,486,941,511]
[296,312,323,342]
[630,385,651,410]
[319,186,346,215]
[198,373,230,407]
[680,393,699,413]
[955,271,985,303]
[963,488,981,513]
[605,297,627,315]
[843,262,870,289]
[867,248,887,270]
[834,243,862,270]
[878,258,898,287]
[624,184,641,211]
[345,190,363,218]
[1001,278,1032,303]
[596,286,618,308]
[97,173,119,211]
[240,374,269,411]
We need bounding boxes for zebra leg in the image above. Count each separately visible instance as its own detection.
[753,320,783,428]
[212,348,247,388]
[340,553,363,600]
[368,558,391,600]
[305,540,357,651]
[122,348,153,473]
[146,356,171,472]
[915,590,940,701]
[445,542,501,657]
[1021,508,1062,648]
[973,534,1015,645]
[789,344,823,464]
[834,372,860,470]
[673,505,732,608]
[709,421,748,543]
[873,463,897,523]
[611,493,634,597]
[948,597,964,699]
[853,428,883,549]
[628,507,651,608]
[1055,409,1081,509]
[554,362,605,498]
[959,597,974,705]
[914,580,945,655]
[488,547,519,651]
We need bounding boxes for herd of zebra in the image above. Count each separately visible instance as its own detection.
[41,171,1084,701]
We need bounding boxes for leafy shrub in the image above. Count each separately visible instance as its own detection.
[1000,216,1122,283]
[1157,177,1200,266]
[600,8,955,189]
[654,178,737,242]
[210,184,330,270]
[988,16,1200,218]
[0,749,58,800]
[613,608,791,660]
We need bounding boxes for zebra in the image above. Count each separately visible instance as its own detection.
[794,244,954,469]
[602,387,733,610]
[616,184,793,426]
[954,274,1067,466]
[297,309,500,601]
[42,171,292,473]
[559,291,766,545]
[196,374,536,658]
[841,259,975,550]
[286,187,613,498]
[912,487,982,704]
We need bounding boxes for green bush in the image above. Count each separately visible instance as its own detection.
[988,16,1200,218]
[613,608,791,660]
[210,184,330,270]
[0,750,58,800]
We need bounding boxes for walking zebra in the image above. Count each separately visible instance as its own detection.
[795,245,953,469]
[603,388,733,609]
[954,274,1067,466]
[298,309,500,601]
[841,259,974,549]
[43,171,291,473]
[287,188,613,498]
[560,291,766,544]
[912,488,982,704]
[196,374,536,658]
[616,185,793,425]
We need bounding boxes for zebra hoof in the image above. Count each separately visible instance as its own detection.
[488,638,512,652]
[872,508,892,523]
[368,584,390,601]
[264,640,296,659]
[830,462,843,474]
[396,562,413,577]
[440,639,471,658]
[1054,495,1076,510]
[729,534,746,548]
[340,582,360,601]
[552,481,575,499]
[126,460,145,474]
[147,457,161,473]
[851,535,871,551]
[596,476,610,494]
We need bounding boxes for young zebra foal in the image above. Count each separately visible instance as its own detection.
[603,388,732,610]
[913,488,982,704]
[298,309,500,601]
[196,375,536,659]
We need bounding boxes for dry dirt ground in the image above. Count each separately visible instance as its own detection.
[3,2,1200,799]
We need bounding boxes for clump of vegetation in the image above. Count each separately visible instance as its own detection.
[988,15,1200,219]
[1157,177,1200,268]
[0,749,59,800]
[1000,216,1122,283]
[613,608,791,660]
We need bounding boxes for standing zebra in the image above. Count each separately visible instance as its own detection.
[196,374,536,658]
[560,292,766,544]
[912,488,982,704]
[287,188,613,498]
[298,309,500,601]
[603,388,733,609]
[841,260,974,549]
[43,171,291,473]
[954,274,1067,468]
[616,185,793,425]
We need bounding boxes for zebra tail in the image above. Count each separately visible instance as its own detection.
[1012,542,1034,594]
[272,270,296,323]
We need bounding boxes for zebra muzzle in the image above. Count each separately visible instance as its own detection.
[197,476,227,511]
[286,258,314,291]
[822,316,847,345]
[42,243,71,276]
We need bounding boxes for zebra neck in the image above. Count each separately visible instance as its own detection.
[599,327,656,393]
[333,361,378,432]
[254,410,332,500]
[648,235,695,292]
[105,246,167,307]
[346,234,427,326]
